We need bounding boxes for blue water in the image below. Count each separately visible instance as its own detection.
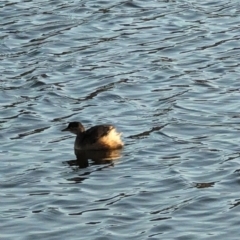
[1,0,240,239]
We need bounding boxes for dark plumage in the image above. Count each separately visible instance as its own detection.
[62,122,124,150]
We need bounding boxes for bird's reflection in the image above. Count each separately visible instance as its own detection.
[66,149,122,168]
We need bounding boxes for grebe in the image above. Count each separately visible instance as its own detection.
[62,122,124,150]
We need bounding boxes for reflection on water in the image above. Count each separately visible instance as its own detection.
[193,182,215,189]
[66,149,122,168]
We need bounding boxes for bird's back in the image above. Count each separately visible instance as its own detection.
[75,125,123,150]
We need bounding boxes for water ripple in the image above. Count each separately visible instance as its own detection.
[1,0,240,239]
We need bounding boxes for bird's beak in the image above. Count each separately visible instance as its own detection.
[62,127,69,132]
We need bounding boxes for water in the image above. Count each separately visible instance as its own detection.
[1,0,240,239]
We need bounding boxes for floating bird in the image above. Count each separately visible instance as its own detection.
[62,122,124,150]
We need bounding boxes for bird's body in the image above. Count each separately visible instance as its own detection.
[62,122,124,150]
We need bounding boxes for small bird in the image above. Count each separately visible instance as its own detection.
[62,122,124,150]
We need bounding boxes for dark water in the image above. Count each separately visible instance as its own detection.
[1,0,240,239]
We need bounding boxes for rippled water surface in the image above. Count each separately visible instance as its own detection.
[1,0,240,239]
